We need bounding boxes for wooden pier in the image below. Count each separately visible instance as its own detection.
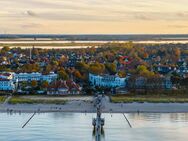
[92,95,105,141]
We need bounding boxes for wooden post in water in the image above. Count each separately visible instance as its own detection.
[22,112,36,128]
[123,113,132,128]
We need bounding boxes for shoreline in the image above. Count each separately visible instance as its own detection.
[1,39,188,49]
[1,101,188,113]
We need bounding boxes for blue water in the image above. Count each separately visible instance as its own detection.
[0,112,188,141]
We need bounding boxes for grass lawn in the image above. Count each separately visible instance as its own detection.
[8,97,67,105]
[0,96,6,103]
[111,94,188,103]
[0,42,103,47]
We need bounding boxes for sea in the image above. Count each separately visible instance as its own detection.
[0,112,188,141]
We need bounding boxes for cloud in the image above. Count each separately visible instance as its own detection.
[176,12,188,17]
[25,10,37,17]
[130,11,188,21]
[18,10,188,22]
[21,23,42,28]
[1,0,188,22]
[133,13,152,21]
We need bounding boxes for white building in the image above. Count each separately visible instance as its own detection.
[14,72,57,82]
[41,73,58,82]
[89,73,127,88]
[0,78,15,91]
[0,72,58,91]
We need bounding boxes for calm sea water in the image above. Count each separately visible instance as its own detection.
[0,112,188,141]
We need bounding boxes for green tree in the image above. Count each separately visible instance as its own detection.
[137,65,148,72]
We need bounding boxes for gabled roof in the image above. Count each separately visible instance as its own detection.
[48,80,81,91]
[66,80,81,91]
[48,80,69,90]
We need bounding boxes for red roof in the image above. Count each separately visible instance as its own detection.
[66,80,80,91]
[48,80,80,91]
[0,73,11,76]
[48,80,69,89]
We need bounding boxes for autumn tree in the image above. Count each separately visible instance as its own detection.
[89,62,105,75]
[1,46,10,54]
[74,70,83,80]
[31,80,38,88]
[32,48,39,56]
[58,69,69,80]
[137,65,155,77]
[105,63,117,75]
[143,52,149,59]
[124,41,134,49]
[41,81,49,89]
[21,63,40,73]
[118,71,126,78]
[75,62,89,73]
[43,64,52,74]
[174,48,181,57]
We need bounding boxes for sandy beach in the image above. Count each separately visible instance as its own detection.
[1,96,188,113]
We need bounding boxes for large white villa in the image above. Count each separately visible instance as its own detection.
[0,78,15,91]
[13,72,57,82]
[0,72,58,91]
[89,73,127,88]
[0,73,15,91]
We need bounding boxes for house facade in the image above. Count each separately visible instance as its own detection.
[89,73,127,88]
[0,72,58,91]
[0,78,15,91]
[128,76,172,90]
[14,72,57,82]
[47,80,81,95]
[0,73,16,91]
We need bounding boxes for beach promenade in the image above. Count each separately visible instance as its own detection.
[1,96,188,113]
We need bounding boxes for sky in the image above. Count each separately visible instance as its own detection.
[0,0,188,34]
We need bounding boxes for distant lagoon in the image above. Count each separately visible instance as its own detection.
[1,40,188,49]
[1,34,188,41]
[1,34,188,49]
[0,34,188,49]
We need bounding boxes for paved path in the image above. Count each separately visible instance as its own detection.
[3,96,12,105]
